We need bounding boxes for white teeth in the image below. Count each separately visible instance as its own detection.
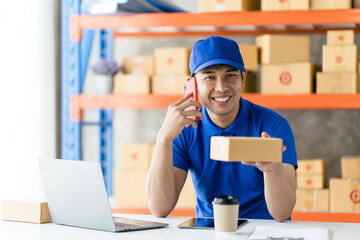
[213,96,230,102]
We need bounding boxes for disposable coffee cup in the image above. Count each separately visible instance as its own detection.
[212,195,240,234]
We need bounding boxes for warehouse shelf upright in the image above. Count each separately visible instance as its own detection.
[63,7,360,213]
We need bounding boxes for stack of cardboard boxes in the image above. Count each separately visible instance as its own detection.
[114,143,196,209]
[316,30,359,94]
[256,34,313,94]
[113,56,153,95]
[330,156,360,212]
[294,159,329,211]
[152,47,191,95]
[238,45,260,93]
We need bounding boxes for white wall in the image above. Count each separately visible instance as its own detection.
[0,0,58,205]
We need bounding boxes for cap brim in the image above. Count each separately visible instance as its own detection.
[192,58,246,75]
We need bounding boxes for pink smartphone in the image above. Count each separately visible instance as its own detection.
[184,76,199,127]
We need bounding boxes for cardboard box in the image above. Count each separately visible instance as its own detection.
[210,136,283,162]
[199,0,260,12]
[322,45,358,73]
[357,0,360,8]
[261,0,309,11]
[311,0,352,10]
[154,47,190,75]
[297,159,326,175]
[121,143,155,170]
[113,74,151,95]
[316,72,359,94]
[256,35,310,64]
[327,30,355,45]
[330,178,360,212]
[294,189,329,211]
[239,45,259,71]
[176,175,196,208]
[341,156,360,179]
[1,199,51,224]
[261,62,314,94]
[242,71,258,93]
[152,74,187,95]
[114,169,149,207]
[297,175,325,189]
[123,56,154,75]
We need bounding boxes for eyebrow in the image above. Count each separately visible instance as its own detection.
[202,67,238,74]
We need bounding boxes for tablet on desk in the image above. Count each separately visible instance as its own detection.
[177,217,248,230]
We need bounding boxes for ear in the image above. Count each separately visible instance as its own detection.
[241,69,247,87]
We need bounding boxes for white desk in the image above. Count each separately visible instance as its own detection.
[1,214,360,240]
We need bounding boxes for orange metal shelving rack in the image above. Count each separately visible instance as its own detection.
[70,9,360,221]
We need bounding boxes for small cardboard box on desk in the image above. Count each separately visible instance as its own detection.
[1,199,51,224]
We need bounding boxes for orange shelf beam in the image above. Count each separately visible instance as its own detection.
[71,94,360,121]
[71,9,360,41]
[291,211,360,223]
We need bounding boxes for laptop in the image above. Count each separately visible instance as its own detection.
[38,159,168,232]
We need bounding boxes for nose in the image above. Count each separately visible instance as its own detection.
[214,78,229,93]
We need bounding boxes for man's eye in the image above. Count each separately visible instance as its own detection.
[205,76,215,80]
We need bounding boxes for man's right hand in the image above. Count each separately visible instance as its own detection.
[158,92,203,142]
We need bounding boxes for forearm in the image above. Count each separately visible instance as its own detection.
[145,137,177,217]
[264,164,296,222]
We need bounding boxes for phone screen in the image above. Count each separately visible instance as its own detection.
[184,76,199,127]
[177,218,248,230]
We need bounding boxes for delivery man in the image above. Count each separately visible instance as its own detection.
[145,36,297,222]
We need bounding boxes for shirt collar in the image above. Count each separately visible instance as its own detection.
[201,97,250,136]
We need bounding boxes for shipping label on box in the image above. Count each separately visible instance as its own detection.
[176,175,196,208]
[261,62,314,94]
[297,175,325,189]
[154,47,190,75]
[1,199,52,224]
[121,143,154,170]
[327,30,355,46]
[322,45,358,73]
[152,74,187,95]
[261,0,309,11]
[113,74,151,95]
[123,56,154,75]
[242,71,258,93]
[199,0,260,12]
[294,189,329,211]
[297,159,325,175]
[330,178,360,212]
[256,34,310,64]
[341,156,360,179]
[114,169,149,207]
[316,72,359,94]
[239,45,259,71]
[210,136,283,162]
[310,0,352,10]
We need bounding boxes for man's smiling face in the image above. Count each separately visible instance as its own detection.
[195,64,246,125]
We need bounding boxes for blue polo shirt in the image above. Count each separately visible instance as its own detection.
[172,97,297,219]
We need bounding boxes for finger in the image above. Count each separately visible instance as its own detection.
[261,132,270,138]
[173,92,193,106]
[179,99,202,110]
[241,161,256,166]
[282,145,287,152]
[184,118,198,129]
[183,110,203,120]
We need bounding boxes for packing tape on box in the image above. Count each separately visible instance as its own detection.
[312,189,318,211]
[349,179,360,212]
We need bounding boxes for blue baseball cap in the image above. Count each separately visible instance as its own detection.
[189,36,246,76]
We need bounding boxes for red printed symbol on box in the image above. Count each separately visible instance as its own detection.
[279,72,292,86]
[131,153,138,161]
[335,56,343,64]
[338,35,344,42]
[217,0,224,3]
[278,0,288,3]
[350,190,360,203]
[167,58,174,65]
[306,164,312,171]
[306,179,313,185]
